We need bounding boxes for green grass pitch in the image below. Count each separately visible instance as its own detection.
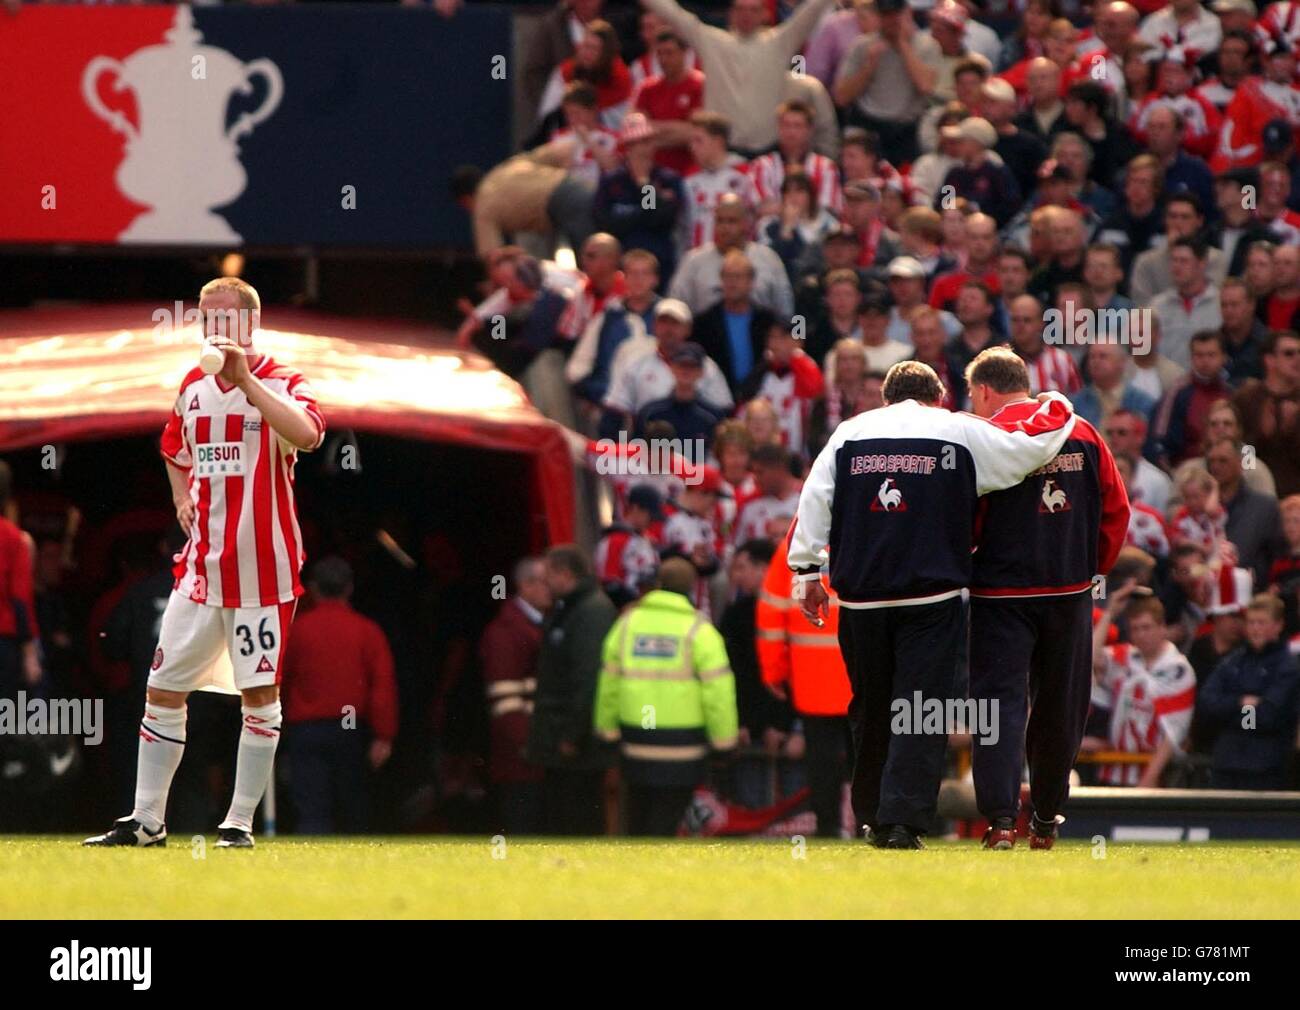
[3,836,1299,918]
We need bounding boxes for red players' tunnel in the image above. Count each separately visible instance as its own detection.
[0,304,579,830]
[0,303,575,560]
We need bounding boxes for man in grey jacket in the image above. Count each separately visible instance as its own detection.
[640,0,836,156]
[669,195,794,318]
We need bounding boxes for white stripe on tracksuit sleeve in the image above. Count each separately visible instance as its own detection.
[957,397,1078,496]
[787,394,1077,575]
[787,426,839,577]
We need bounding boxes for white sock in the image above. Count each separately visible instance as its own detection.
[131,703,187,832]
[219,701,282,832]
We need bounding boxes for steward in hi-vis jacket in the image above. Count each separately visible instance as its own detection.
[595,558,738,836]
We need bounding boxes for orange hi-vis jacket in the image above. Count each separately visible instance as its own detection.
[755,538,851,717]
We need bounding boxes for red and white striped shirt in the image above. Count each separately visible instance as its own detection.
[683,158,759,249]
[748,151,843,215]
[1128,91,1221,160]
[1020,346,1083,397]
[1264,208,1300,247]
[550,126,619,188]
[1126,501,1170,558]
[594,526,660,598]
[1257,2,1300,56]
[732,489,802,546]
[1096,641,1196,786]
[161,358,325,609]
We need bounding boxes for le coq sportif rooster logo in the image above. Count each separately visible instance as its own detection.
[1040,479,1071,513]
[871,477,906,512]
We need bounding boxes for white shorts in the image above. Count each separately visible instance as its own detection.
[148,591,297,694]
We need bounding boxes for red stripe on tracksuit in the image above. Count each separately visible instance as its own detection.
[219,414,245,604]
[253,423,278,604]
[969,581,1093,597]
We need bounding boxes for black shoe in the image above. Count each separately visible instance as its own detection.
[83,817,166,848]
[1028,813,1059,850]
[866,825,886,847]
[879,825,925,849]
[215,827,254,849]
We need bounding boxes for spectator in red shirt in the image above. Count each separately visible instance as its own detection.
[0,462,40,701]
[929,211,1001,313]
[632,30,704,176]
[480,556,553,834]
[1263,245,1300,332]
[536,18,634,133]
[280,556,398,834]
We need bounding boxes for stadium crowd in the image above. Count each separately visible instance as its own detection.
[4,0,1300,839]
[448,0,1300,833]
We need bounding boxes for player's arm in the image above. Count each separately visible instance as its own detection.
[166,463,193,534]
[242,378,321,451]
[208,338,323,450]
[962,393,1076,495]
[787,439,836,579]
[788,444,838,626]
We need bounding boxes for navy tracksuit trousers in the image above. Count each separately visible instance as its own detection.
[838,596,966,835]
[969,592,1094,822]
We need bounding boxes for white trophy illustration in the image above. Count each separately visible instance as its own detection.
[81,6,283,244]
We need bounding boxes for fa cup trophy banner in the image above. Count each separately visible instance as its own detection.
[82,6,284,245]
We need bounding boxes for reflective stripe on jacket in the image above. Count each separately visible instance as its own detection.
[756,537,851,716]
[593,589,738,760]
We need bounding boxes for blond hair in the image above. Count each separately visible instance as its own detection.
[199,276,261,313]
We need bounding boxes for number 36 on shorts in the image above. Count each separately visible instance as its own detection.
[149,591,297,692]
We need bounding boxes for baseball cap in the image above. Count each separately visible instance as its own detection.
[1207,566,1254,616]
[619,112,655,147]
[627,484,665,521]
[825,225,862,245]
[669,341,706,367]
[954,117,997,148]
[1217,165,1260,189]
[654,298,693,324]
[982,78,1017,105]
[873,0,906,13]
[887,256,926,279]
[1263,118,1294,155]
